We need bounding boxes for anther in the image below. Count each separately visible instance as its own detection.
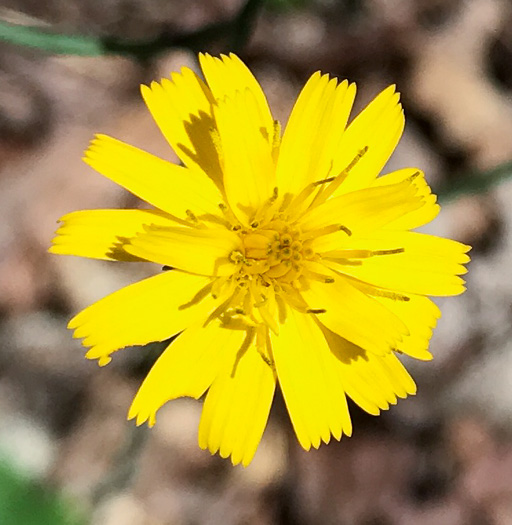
[281,234,293,247]
[272,121,281,152]
[346,146,368,170]
[312,176,336,186]
[259,351,275,368]
[253,294,268,308]
[306,308,327,314]
[372,248,405,256]
[229,250,245,264]
[310,146,370,207]
[186,209,198,222]
[271,240,281,252]
[218,202,240,229]
[303,224,348,240]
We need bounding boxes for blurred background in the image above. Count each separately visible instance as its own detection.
[1,0,512,523]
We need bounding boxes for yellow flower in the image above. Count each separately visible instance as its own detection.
[50,53,470,466]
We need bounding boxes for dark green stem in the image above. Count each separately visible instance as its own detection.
[230,0,266,52]
[437,161,512,203]
[0,0,266,59]
[0,21,103,55]
[91,424,149,506]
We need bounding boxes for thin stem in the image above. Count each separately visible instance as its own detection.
[437,161,512,203]
[91,423,149,506]
[230,0,266,52]
[0,20,103,55]
[0,0,266,59]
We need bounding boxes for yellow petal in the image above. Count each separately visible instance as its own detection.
[199,53,274,139]
[320,231,470,296]
[371,289,440,360]
[372,168,440,230]
[49,209,173,261]
[140,68,224,188]
[300,178,423,235]
[271,309,352,450]
[301,268,409,356]
[276,72,356,197]
[213,89,276,224]
[332,85,405,195]
[322,326,417,414]
[128,320,246,427]
[198,339,276,466]
[83,134,223,219]
[69,271,219,365]
[125,225,242,276]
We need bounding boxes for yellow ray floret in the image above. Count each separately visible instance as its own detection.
[319,231,470,296]
[331,85,405,195]
[83,135,223,219]
[69,271,220,366]
[140,68,223,188]
[49,209,173,261]
[129,320,247,427]
[373,168,440,229]
[276,72,356,197]
[271,309,352,450]
[199,52,274,139]
[198,338,276,467]
[51,52,470,467]
[213,89,276,223]
[125,224,242,276]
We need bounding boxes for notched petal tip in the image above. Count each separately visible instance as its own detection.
[406,385,418,396]
[127,405,137,421]
[139,83,151,97]
[98,356,112,367]
[67,316,80,330]
[240,457,251,468]
[127,400,155,427]
[93,132,109,142]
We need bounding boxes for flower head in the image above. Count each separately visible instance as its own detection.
[51,53,470,466]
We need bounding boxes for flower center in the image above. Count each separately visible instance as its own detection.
[236,221,312,283]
